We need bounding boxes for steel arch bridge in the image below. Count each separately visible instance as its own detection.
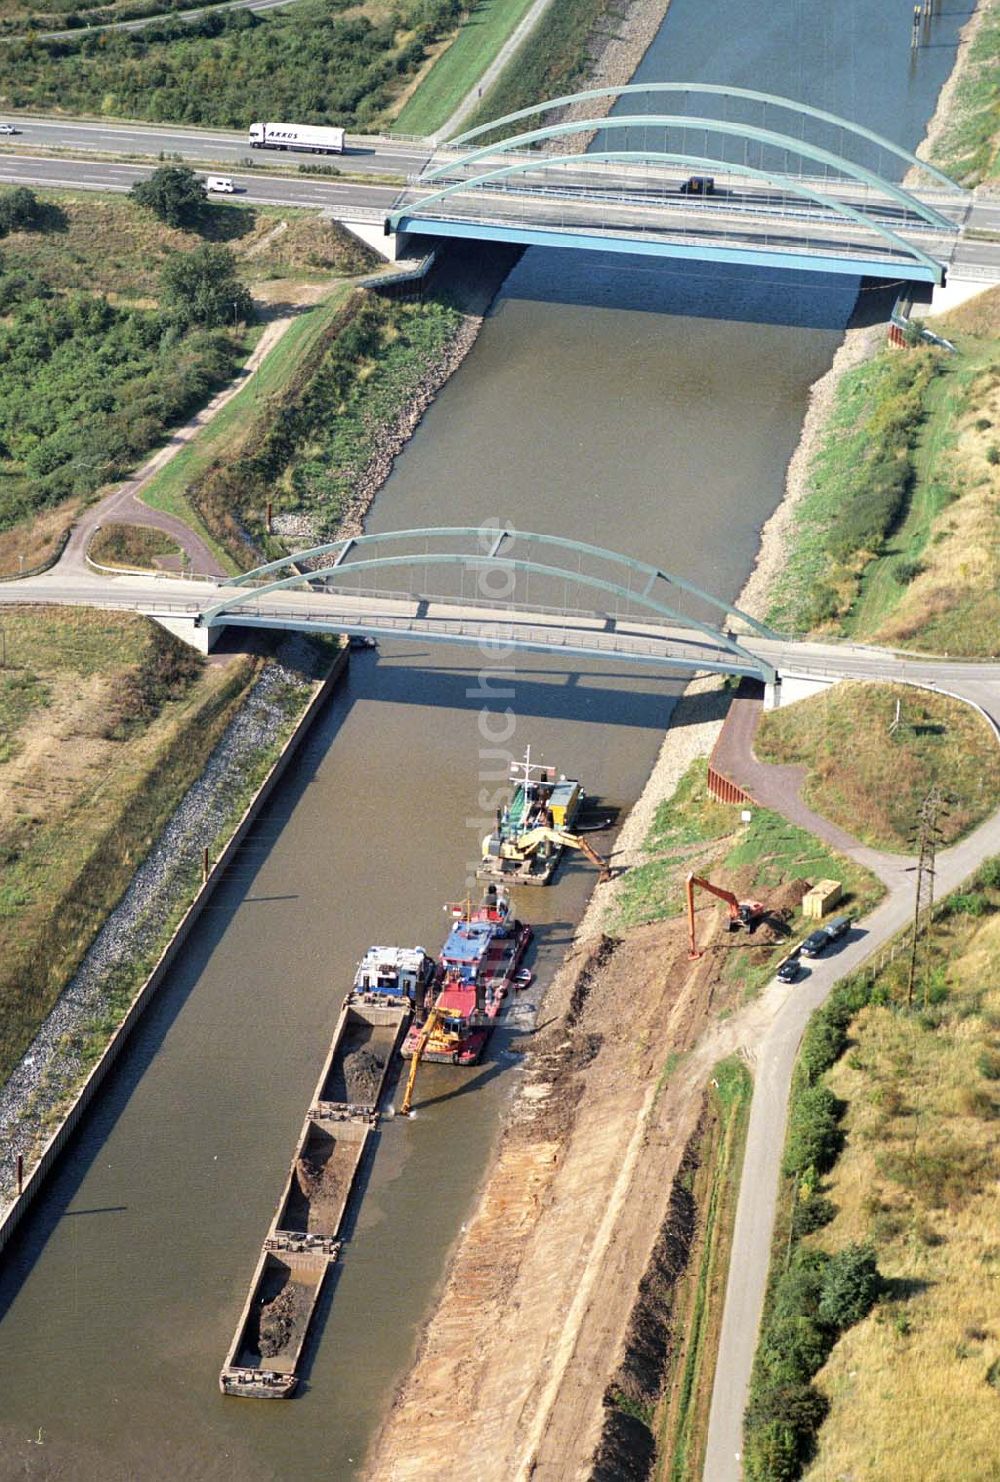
[198,527,782,683]
[387,84,968,283]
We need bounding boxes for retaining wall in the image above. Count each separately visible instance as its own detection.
[0,644,350,1257]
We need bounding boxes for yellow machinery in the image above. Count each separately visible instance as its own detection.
[399,1003,442,1116]
[482,825,611,883]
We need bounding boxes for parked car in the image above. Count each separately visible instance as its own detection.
[776,955,802,983]
[800,929,831,959]
[824,914,852,943]
[0,124,20,135]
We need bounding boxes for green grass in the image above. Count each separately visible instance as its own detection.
[392,0,537,135]
[460,0,615,139]
[756,683,1000,853]
[139,283,351,570]
[89,523,183,569]
[930,0,1000,186]
[659,1057,753,1482]
[612,759,883,981]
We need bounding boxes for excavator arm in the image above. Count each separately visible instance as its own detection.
[686,873,764,960]
[399,1002,442,1116]
[493,826,611,882]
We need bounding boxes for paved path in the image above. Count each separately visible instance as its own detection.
[431,0,559,143]
[62,306,317,581]
[702,705,1000,1479]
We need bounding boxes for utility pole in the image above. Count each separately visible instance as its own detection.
[906,785,947,1007]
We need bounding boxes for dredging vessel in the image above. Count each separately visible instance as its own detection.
[400,886,532,1066]
[479,746,586,886]
[219,946,436,1398]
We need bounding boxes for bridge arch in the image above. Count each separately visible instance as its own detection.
[391,149,945,280]
[417,114,957,235]
[204,528,780,682]
[445,83,962,196]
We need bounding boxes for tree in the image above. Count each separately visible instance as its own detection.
[159,245,254,329]
[0,186,41,236]
[130,166,207,228]
[818,1243,881,1330]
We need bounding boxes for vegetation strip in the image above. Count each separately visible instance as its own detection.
[743,857,1000,1480]
[392,0,538,136]
[0,637,347,1249]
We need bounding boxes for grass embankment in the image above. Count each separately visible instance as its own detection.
[179,289,465,563]
[768,290,1000,656]
[654,1057,753,1482]
[89,522,183,570]
[459,0,620,139]
[612,757,882,998]
[392,0,537,135]
[756,683,999,853]
[930,0,1000,187]
[0,0,467,130]
[0,609,259,1082]
[744,859,1000,1481]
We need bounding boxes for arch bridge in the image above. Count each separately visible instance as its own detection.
[386,84,970,284]
[198,526,782,684]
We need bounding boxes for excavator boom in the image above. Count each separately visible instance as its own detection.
[686,873,764,959]
[399,1002,442,1116]
[487,825,611,882]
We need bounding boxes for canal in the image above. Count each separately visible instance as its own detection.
[0,2,965,1477]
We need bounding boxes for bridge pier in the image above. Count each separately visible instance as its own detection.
[151,614,223,655]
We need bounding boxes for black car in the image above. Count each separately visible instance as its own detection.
[776,956,802,983]
[800,929,830,958]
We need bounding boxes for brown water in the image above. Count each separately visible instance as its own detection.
[0,0,962,1474]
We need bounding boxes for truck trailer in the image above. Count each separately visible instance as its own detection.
[248,122,346,154]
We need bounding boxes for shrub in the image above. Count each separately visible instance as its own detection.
[744,1382,829,1481]
[977,1047,1000,1081]
[131,166,207,228]
[784,1083,844,1177]
[159,244,254,329]
[818,1243,881,1329]
[0,186,41,236]
[791,1192,837,1238]
[895,557,924,584]
[973,856,1000,890]
[760,1315,834,1384]
[800,1015,848,1084]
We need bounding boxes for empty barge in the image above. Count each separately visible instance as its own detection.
[220,947,435,1398]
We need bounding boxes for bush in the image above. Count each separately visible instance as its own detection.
[817,1242,881,1329]
[800,1015,848,1084]
[760,1315,834,1385]
[744,1382,829,1481]
[131,165,206,229]
[896,557,925,584]
[159,244,254,329]
[0,186,41,236]
[791,1192,837,1238]
[784,1083,844,1177]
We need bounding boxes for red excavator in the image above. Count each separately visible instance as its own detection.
[686,873,764,960]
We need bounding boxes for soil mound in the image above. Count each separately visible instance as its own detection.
[342,1046,385,1103]
[259,1284,297,1357]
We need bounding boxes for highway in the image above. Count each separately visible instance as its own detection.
[0,116,430,177]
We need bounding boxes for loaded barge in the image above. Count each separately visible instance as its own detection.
[220,947,435,1398]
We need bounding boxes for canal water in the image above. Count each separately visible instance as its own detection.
[0,3,964,1478]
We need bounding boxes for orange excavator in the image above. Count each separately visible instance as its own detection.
[686,873,764,960]
[398,1001,442,1117]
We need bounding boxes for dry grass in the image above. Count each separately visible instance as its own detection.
[1,194,371,302]
[802,908,1000,1482]
[89,522,183,570]
[756,682,1000,851]
[0,496,81,578]
[0,607,258,1079]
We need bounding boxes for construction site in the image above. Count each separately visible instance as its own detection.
[365,786,841,1479]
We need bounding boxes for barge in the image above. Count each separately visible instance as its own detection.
[220,946,435,1398]
[479,746,584,886]
[400,887,531,1066]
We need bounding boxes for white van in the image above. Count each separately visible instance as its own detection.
[206,176,236,193]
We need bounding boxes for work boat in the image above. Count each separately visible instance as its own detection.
[401,887,532,1065]
[480,746,607,886]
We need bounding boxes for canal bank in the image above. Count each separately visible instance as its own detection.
[0,5,970,1481]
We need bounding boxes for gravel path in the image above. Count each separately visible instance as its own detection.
[0,639,322,1218]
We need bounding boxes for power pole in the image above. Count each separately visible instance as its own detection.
[906,785,947,1007]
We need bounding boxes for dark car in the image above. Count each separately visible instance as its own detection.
[824,914,852,943]
[679,174,715,195]
[776,955,803,983]
[800,929,830,959]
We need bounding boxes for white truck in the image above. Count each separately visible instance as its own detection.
[248,122,346,155]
